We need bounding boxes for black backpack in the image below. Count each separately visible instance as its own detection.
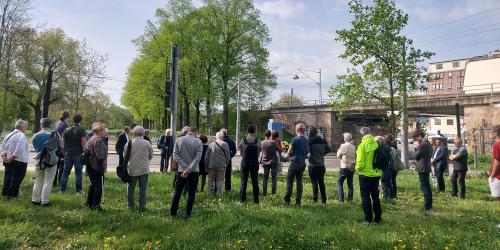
[373,143,390,170]
[116,141,131,183]
[242,137,259,166]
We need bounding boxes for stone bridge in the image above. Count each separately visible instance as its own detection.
[270,93,500,150]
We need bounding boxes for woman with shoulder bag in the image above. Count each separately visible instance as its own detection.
[85,122,108,210]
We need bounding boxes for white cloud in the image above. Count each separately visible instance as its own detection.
[256,0,305,19]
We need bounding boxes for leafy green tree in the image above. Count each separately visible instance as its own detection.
[330,0,433,134]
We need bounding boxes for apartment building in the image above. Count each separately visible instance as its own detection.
[427,59,467,95]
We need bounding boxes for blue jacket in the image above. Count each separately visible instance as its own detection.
[432,145,448,171]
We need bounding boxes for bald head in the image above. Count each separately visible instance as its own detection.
[454,137,463,147]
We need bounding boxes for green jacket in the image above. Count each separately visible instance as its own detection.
[355,135,382,177]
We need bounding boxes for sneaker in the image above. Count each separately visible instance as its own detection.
[76,191,85,196]
[41,202,51,207]
[32,201,41,206]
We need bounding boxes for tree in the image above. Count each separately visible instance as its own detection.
[274,93,303,107]
[7,28,79,132]
[330,0,433,135]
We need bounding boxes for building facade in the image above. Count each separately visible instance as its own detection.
[427,59,468,96]
[463,51,500,95]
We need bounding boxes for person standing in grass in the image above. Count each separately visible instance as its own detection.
[205,132,230,197]
[284,123,309,206]
[239,125,261,204]
[32,118,60,206]
[489,125,500,202]
[125,126,154,211]
[355,127,382,224]
[198,135,209,192]
[170,127,202,219]
[85,122,108,210]
[431,137,448,193]
[158,129,173,173]
[220,128,237,192]
[54,111,69,186]
[60,114,87,194]
[337,132,356,202]
[307,127,331,204]
[271,131,283,176]
[116,126,131,169]
[413,131,433,211]
[260,130,280,196]
[449,138,468,199]
[1,119,29,200]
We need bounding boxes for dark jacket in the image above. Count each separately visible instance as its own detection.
[307,136,332,167]
[158,135,173,155]
[451,147,468,171]
[115,132,128,154]
[432,145,448,171]
[223,135,237,159]
[415,140,433,173]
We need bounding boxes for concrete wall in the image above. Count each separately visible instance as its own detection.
[464,103,500,153]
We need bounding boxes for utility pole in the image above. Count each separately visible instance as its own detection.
[319,68,323,103]
[164,51,170,129]
[236,75,241,148]
[401,38,410,169]
[455,103,461,138]
[42,69,54,118]
[170,44,179,142]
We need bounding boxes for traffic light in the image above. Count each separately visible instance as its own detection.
[165,79,172,108]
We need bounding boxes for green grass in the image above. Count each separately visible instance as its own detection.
[0,171,498,249]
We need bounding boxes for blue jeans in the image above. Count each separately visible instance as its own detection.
[337,168,354,201]
[381,167,395,199]
[60,155,83,193]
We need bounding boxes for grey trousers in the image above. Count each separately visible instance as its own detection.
[128,174,149,209]
[207,168,225,197]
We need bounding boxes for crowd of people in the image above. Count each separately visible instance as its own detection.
[1,110,500,224]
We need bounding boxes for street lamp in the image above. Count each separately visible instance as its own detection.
[293,68,322,103]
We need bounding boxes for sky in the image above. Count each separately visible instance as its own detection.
[30,0,500,105]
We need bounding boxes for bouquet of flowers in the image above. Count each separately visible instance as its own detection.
[280,141,290,162]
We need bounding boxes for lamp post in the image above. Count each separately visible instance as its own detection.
[293,68,322,103]
[236,75,241,147]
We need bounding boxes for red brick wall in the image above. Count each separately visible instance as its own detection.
[427,70,465,95]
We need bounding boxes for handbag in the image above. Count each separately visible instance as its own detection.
[116,141,131,183]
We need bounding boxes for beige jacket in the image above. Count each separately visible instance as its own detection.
[337,142,356,170]
[124,137,154,176]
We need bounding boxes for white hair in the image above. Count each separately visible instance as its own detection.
[343,132,352,143]
[295,123,306,133]
[360,127,371,136]
[165,128,172,135]
[15,119,28,130]
[220,128,228,136]
[216,132,224,140]
[134,126,145,136]
[181,126,190,134]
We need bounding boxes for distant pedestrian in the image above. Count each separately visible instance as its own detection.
[85,122,108,210]
[158,129,173,173]
[32,118,60,206]
[60,114,87,194]
[356,127,382,223]
[1,120,29,199]
[380,135,396,200]
[284,123,309,206]
[220,129,236,191]
[431,137,448,192]
[271,131,283,175]
[489,125,500,201]
[337,132,356,202]
[115,126,131,168]
[125,126,154,210]
[413,131,433,211]
[53,111,69,186]
[205,132,230,197]
[170,127,202,219]
[260,130,279,196]
[449,138,468,199]
[143,129,152,144]
[307,127,331,204]
[239,125,261,204]
[198,135,209,192]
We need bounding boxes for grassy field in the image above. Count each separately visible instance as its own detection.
[0,170,498,249]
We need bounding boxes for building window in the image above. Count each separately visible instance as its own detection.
[436,64,443,69]
[447,119,454,125]
[453,61,460,68]
[435,119,441,125]
[458,82,464,88]
[439,83,443,89]
[448,82,453,89]
[459,70,465,77]
[448,72,453,78]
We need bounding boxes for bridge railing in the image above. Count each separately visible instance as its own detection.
[462,82,500,96]
[270,99,331,110]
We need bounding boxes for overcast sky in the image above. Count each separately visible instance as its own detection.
[31,0,500,105]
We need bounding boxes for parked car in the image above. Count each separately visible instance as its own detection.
[396,137,414,144]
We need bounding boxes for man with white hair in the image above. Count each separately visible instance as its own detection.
[284,123,309,206]
[171,127,203,219]
[337,132,356,202]
[220,128,236,191]
[204,132,230,196]
[1,119,30,199]
[125,126,154,210]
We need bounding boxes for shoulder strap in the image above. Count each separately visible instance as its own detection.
[214,141,228,162]
[3,131,19,145]
[243,137,248,145]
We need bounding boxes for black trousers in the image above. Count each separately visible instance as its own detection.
[308,165,326,203]
[436,166,446,192]
[53,157,65,186]
[2,160,27,197]
[160,152,171,172]
[284,161,305,205]
[451,170,467,198]
[86,167,103,209]
[170,172,199,217]
[418,172,433,210]
[225,160,232,191]
[359,175,382,223]
[240,165,259,203]
[198,173,207,192]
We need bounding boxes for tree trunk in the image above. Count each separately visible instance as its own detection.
[194,99,200,131]
[222,78,229,129]
[389,77,396,136]
[33,104,42,132]
[206,69,212,135]
[183,96,190,127]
